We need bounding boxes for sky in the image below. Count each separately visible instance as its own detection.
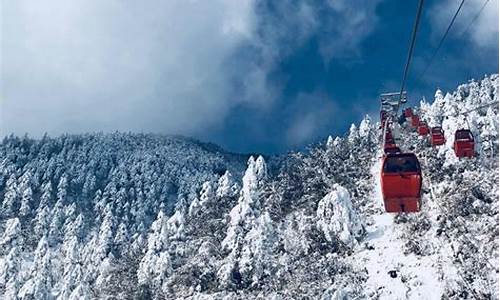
[1,0,498,154]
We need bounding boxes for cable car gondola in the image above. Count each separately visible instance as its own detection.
[380,110,389,128]
[380,153,422,213]
[385,129,393,140]
[430,127,445,146]
[411,115,419,128]
[404,108,413,118]
[417,121,429,136]
[384,130,397,149]
[380,110,387,120]
[453,129,475,157]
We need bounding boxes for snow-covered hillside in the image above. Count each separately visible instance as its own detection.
[0,75,498,299]
[351,74,499,299]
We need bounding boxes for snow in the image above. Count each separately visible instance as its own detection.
[349,102,499,299]
[316,184,363,247]
[353,212,445,299]
[0,75,497,299]
[0,218,21,247]
[349,155,444,299]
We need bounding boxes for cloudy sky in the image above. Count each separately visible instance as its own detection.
[2,0,498,153]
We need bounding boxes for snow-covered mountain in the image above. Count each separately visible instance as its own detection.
[0,75,498,299]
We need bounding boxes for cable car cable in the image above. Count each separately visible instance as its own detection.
[396,0,425,114]
[416,0,467,83]
[383,0,424,148]
[459,0,491,38]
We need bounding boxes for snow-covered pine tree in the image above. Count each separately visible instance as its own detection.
[2,174,19,216]
[19,236,53,299]
[219,156,268,288]
[137,209,173,294]
[316,184,364,249]
[0,218,23,297]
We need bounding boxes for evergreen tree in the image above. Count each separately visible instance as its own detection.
[316,184,364,248]
[19,236,53,299]
[137,210,173,293]
[19,186,33,218]
[2,174,19,216]
[0,218,23,296]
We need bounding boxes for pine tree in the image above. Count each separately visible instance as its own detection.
[222,156,266,252]
[219,156,268,288]
[113,222,130,256]
[19,236,53,299]
[48,198,65,245]
[137,210,173,293]
[348,124,359,146]
[94,204,117,289]
[4,276,21,300]
[316,184,364,248]
[216,171,239,199]
[57,174,68,205]
[58,236,84,300]
[68,283,92,300]
[19,186,33,218]
[2,174,19,216]
[239,212,277,287]
[0,219,23,295]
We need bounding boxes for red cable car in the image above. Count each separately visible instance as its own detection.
[380,111,389,128]
[430,127,445,146]
[384,130,397,148]
[384,141,398,150]
[380,110,388,123]
[411,115,419,127]
[385,129,393,140]
[404,108,413,118]
[381,153,422,213]
[417,121,430,136]
[453,129,475,158]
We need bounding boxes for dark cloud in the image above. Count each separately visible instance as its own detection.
[7,1,493,154]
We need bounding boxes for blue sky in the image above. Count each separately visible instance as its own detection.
[2,0,498,154]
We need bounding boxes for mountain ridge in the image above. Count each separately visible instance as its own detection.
[0,74,497,299]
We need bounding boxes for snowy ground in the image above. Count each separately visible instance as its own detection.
[350,156,446,299]
[347,114,499,300]
[347,104,500,299]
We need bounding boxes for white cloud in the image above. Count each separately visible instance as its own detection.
[1,0,256,136]
[285,92,337,146]
[1,0,383,144]
[319,0,382,63]
[429,0,499,49]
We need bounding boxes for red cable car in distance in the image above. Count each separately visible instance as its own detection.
[380,110,388,123]
[384,129,397,149]
[385,129,394,140]
[380,110,389,128]
[411,115,419,127]
[430,127,445,146]
[453,129,475,158]
[417,121,430,136]
[380,153,422,213]
[404,108,413,118]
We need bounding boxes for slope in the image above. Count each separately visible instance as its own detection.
[349,74,498,299]
[0,75,497,299]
